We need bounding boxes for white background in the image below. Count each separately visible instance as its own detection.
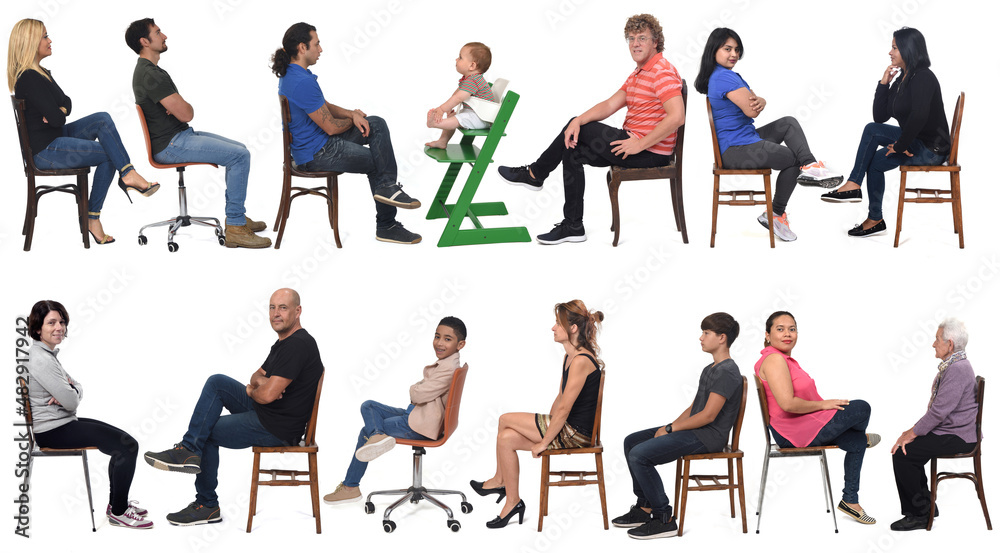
[3,0,997,551]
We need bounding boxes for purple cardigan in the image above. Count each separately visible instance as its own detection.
[913,359,978,444]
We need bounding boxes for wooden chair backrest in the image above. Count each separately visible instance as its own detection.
[587,369,607,447]
[729,376,749,452]
[301,372,325,447]
[11,97,37,174]
[971,376,985,453]
[16,376,37,452]
[706,97,725,169]
[439,365,469,442]
[673,80,688,172]
[279,95,294,169]
[754,375,773,447]
[947,92,965,166]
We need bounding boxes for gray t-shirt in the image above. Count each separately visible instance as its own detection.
[689,358,743,452]
[132,58,189,155]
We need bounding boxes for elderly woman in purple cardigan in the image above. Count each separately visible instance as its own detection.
[889,318,979,531]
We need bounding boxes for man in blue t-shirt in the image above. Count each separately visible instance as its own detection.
[271,22,422,244]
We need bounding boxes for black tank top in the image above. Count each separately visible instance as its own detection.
[562,353,602,436]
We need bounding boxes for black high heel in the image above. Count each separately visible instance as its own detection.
[486,499,525,529]
[118,178,160,204]
[470,480,506,503]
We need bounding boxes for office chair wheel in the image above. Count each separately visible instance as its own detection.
[447,519,461,532]
[218,236,225,246]
[461,502,473,514]
[138,235,148,245]
[364,502,375,515]
[216,228,225,246]
[382,520,396,533]
[168,242,179,253]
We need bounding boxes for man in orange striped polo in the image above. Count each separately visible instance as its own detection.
[498,13,685,245]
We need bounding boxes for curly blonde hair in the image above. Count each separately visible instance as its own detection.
[624,13,664,53]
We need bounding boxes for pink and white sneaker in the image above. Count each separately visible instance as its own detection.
[797,161,844,188]
[107,500,148,518]
[108,505,154,529]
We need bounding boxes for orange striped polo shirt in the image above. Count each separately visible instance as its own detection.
[619,53,682,156]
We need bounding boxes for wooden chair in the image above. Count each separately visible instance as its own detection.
[365,365,470,533]
[607,80,689,246]
[247,372,324,533]
[11,96,91,251]
[273,95,341,249]
[16,376,97,532]
[135,105,223,252]
[928,375,991,530]
[538,369,608,531]
[707,98,775,248]
[673,376,748,536]
[753,375,839,533]
[894,92,965,248]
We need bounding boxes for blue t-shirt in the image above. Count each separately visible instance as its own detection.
[707,65,761,154]
[278,64,329,165]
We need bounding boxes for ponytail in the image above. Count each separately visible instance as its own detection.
[271,22,316,78]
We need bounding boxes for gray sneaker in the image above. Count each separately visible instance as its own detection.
[144,444,201,473]
[374,184,421,209]
[166,502,221,526]
[376,223,422,244]
[355,433,396,462]
[757,211,797,242]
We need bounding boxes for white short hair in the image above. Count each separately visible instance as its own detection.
[939,318,969,351]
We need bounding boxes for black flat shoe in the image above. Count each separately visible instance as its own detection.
[118,178,160,204]
[486,500,525,529]
[890,515,928,531]
[470,480,506,503]
[847,219,886,237]
[821,188,863,203]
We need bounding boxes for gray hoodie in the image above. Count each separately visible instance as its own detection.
[26,341,83,434]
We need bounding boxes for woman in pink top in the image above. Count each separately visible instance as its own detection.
[755,311,881,525]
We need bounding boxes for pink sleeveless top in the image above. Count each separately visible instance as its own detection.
[753,346,836,447]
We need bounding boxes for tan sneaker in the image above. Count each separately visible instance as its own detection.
[355,433,396,462]
[323,483,361,505]
[245,217,267,233]
[225,224,272,249]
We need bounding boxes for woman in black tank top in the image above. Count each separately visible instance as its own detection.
[471,300,604,529]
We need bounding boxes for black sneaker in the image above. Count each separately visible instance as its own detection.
[612,505,653,528]
[166,502,222,526]
[890,515,928,531]
[627,516,678,540]
[536,221,586,245]
[847,219,886,237]
[144,444,201,474]
[820,188,863,203]
[376,222,422,244]
[498,165,543,191]
[374,183,421,209]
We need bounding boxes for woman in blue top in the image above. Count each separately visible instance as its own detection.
[695,28,842,242]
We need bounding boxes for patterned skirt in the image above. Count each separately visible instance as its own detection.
[535,413,592,450]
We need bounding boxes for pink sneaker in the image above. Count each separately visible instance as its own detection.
[108,505,154,529]
[107,500,148,518]
[797,161,844,188]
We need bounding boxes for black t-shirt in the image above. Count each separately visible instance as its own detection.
[689,359,743,452]
[132,58,190,155]
[254,328,324,445]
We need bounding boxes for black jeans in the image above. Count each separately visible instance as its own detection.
[892,433,976,517]
[720,116,817,216]
[530,119,672,225]
[36,418,139,515]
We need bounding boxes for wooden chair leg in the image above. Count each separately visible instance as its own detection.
[607,173,622,247]
[677,458,691,536]
[77,174,89,248]
[763,174,774,249]
[953,172,964,249]
[894,171,907,247]
[274,172,292,249]
[673,176,689,244]
[710,175,720,248]
[736,458,747,533]
[309,452,321,533]
[330,176,342,248]
[596,452,609,530]
[537,456,549,532]
[247,452,261,533]
[674,460,682,514]
[23,191,36,251]
[273,167,290,232]
[974,452,992,529]
[927,457,938,530]
[728,458,736,517]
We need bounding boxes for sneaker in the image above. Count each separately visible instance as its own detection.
[837,500,877,524]
[847,220,886,237]
[797,161,844,188]
[536,220,586,245]
[612,505,653,528]
[108,505,154,529]
[225,224,272,248]
[355,433,396,462]
[375,222,422,244]
[890,515,929,531]
[627,516,678,540]
[821,188,863,203]
[323,482,362,505]
[757,211,797,242]
[244,217,268,233]
[166,502,222,526]
[144,444,201,474]
[107,500,148,518]
[498,165,543,191]
[374,183,421,209]
[866,433,882,448]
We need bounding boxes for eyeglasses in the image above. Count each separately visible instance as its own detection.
[625,36,651,44]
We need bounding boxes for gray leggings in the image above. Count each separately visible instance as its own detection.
[721,116,816,215]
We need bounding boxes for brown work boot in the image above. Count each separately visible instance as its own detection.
[245,217,267,233]
[225,224,272,249]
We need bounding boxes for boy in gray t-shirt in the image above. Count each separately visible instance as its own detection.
[612,312,743,540]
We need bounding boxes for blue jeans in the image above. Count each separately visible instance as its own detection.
[299,115,398,229]
[773,399,871,503]
[32,112,135,219]
[624,427,709,520]
[847,123,947,220]
[343,400,427,487]
[180,374,284,507]
[154,128,251,226]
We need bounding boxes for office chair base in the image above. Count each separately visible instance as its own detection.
[365,447,471,532]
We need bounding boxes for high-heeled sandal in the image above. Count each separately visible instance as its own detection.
[470,480,506,503]
[486,499,525,529]
[118,178,160,203]
[88,230,115,245]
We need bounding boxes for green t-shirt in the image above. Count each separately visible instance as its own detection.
[132,58,189,155]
